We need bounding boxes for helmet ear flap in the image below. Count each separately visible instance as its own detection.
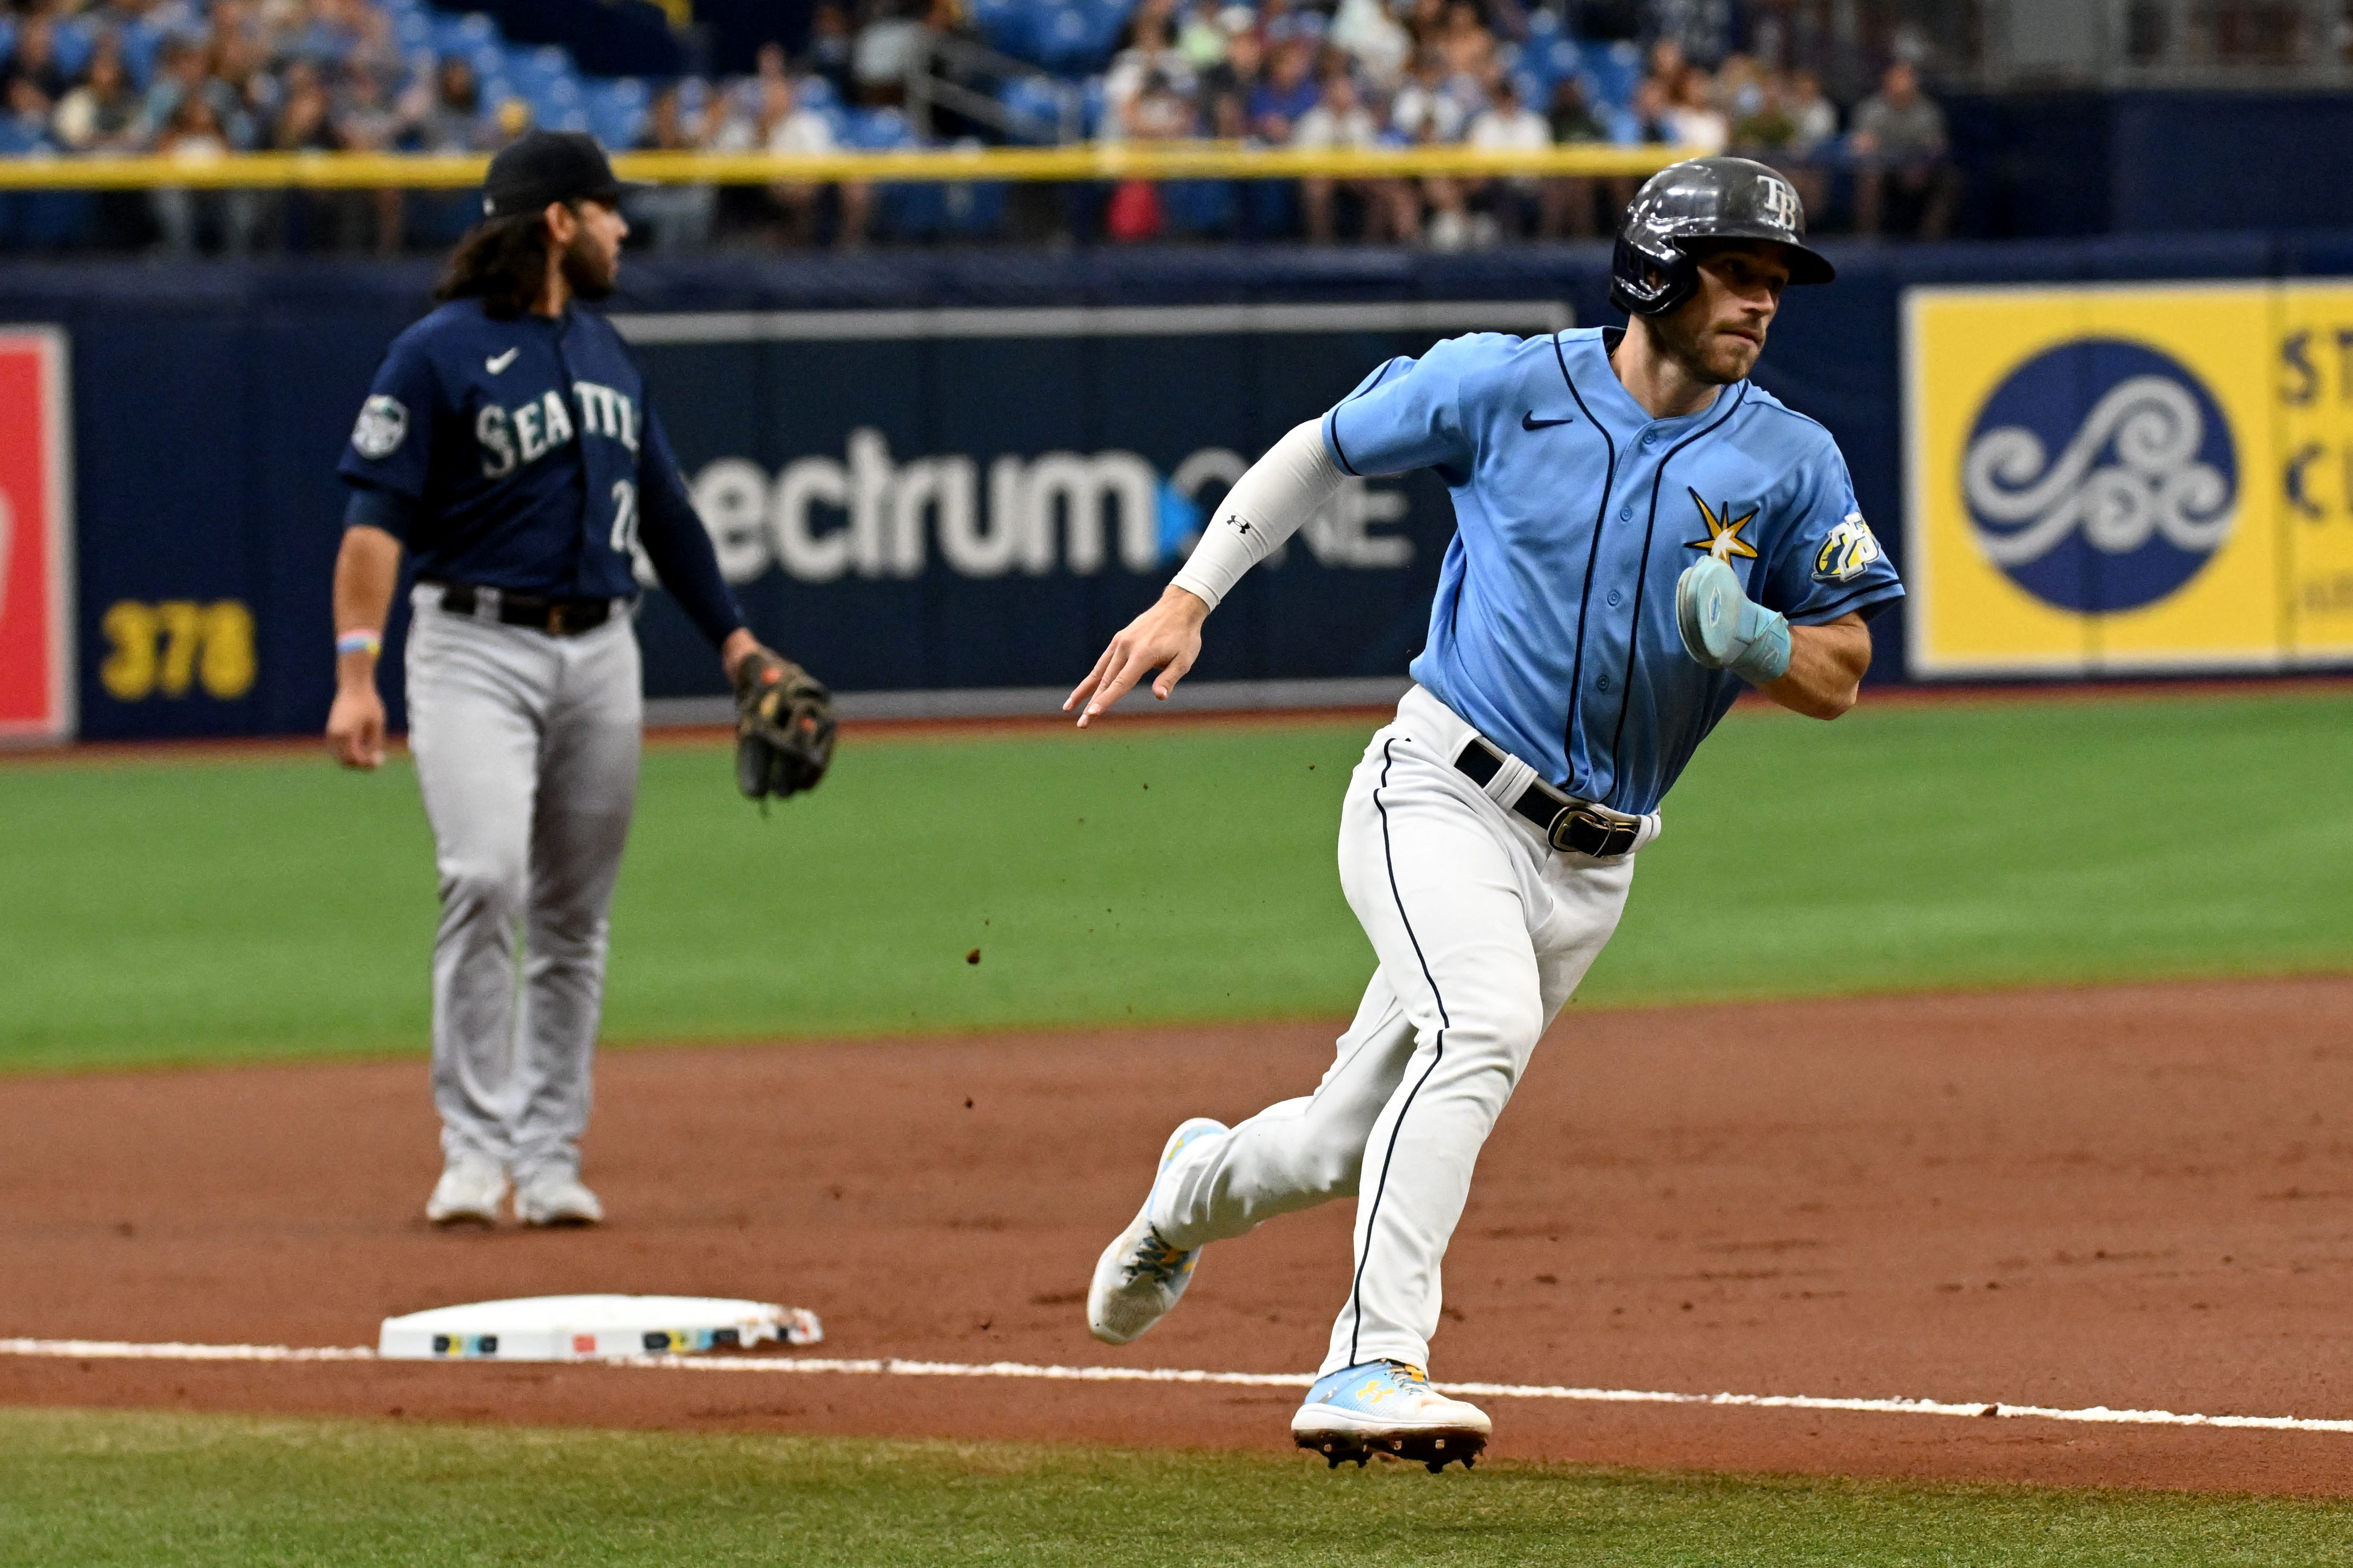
[1608,235,1698,318]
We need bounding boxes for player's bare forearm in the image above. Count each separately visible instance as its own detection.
[1760,614,1871,720]
[334,523,401,641]
[1066,584,1211,727]
[326,524,402,770]
[720,628,762,682]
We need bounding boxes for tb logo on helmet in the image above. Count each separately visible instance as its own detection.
[1608,156,1835,318]
[1961,339,2236,613]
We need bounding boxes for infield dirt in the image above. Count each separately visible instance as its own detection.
[5,977,2352,1496]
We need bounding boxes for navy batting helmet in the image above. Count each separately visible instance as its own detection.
[1609,156,1835,318]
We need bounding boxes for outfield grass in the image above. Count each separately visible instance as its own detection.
[1,1408,2345,1567]
[1,689,2347,1073]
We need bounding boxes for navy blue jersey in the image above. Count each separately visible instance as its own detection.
[338,298,742,648]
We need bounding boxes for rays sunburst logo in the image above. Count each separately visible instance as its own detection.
[1683,490,1759,561]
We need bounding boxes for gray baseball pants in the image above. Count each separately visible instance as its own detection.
[404,585,641,1184]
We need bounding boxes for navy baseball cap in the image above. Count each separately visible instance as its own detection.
[481,130,642,218]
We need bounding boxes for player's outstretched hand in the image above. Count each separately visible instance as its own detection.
[326,685,386,770]
[1066,586,1211,728]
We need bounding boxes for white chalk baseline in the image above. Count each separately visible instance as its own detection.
[5,1338,2349,1436]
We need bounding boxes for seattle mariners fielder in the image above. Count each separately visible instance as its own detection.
[324,132,830,1228]
[1068,157,1902,1469]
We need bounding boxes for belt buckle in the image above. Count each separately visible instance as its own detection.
[1547,804,1631,859]
[546,603,567,635]
[1544,805,1586,855]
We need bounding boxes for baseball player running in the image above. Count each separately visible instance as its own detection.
[325,131,833,1228]
[1068,157,1902,1469]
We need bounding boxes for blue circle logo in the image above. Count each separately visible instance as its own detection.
[1962,339,2236,613]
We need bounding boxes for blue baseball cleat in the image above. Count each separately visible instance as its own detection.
[1291,1360,1491,1471]
[1086,1117,1227,1345]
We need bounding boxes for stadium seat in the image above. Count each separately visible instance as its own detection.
[50,16,95,82]
[843,107,917,150]
[527,72,586,132]
[1029,0,1123,73]
[1583,38,1642,109]
[973,0,1042,65]
[1081,0,1138,44]
[998,74,1068,144]
[511,43,577,90]
[394,10,434,54]
[430,12,498,59]
[1038,7,1091,72]
[966,0,1031,58]
[585,78,649,150]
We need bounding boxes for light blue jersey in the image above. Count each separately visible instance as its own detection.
[1324,326,1904,816]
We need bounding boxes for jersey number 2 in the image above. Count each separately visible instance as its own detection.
[610,479,639,556]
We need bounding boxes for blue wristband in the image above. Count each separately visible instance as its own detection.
[1728,602,1792,684]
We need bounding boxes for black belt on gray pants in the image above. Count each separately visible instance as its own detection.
[429,580,617,637]
[1453,736,1642,859]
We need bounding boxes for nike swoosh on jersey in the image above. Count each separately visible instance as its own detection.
[1521,411,1573,430]
[485,348,520,374]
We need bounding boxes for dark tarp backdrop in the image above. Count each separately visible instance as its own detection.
[14,230,2352,739]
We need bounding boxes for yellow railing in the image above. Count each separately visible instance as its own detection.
[0,141,1693,189]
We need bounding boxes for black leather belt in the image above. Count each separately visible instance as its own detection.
[1454,736,1643,858]
[431,580,616,637]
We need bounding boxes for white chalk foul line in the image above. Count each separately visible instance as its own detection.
[5,1339,2350,1436]
[0,1339,375,1363]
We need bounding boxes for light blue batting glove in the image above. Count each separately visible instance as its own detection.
[1674,557,1791,685]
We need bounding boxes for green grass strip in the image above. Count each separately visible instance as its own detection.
[1,1408,2344,1567]
[1,689,2346,1073]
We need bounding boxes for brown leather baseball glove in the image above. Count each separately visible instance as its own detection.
[733,650,836,803]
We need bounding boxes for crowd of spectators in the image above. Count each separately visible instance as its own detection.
[0,0,1962,253]
[0,0,534,252]
[1077,1,1955,245]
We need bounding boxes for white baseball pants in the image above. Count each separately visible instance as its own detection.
[404,586,642,1184]
[1152,685,1654,1377]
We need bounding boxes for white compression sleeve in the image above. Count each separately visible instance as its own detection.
[1168,418,1346,611]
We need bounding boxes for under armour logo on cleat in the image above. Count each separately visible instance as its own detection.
[1521,411,1573,430]
[485,348,520,374]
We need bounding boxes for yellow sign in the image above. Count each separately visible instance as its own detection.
[1904,280,2353,675]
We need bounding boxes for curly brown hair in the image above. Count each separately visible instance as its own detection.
[434,210,552,320]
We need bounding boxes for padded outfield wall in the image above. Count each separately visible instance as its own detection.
[3,233,2350,742]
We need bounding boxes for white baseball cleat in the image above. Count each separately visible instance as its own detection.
[1291,1361,1492,1471]
[1086,1117,1227,1345]
[514,1170,604,1227]
[425,1155,507,1226]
